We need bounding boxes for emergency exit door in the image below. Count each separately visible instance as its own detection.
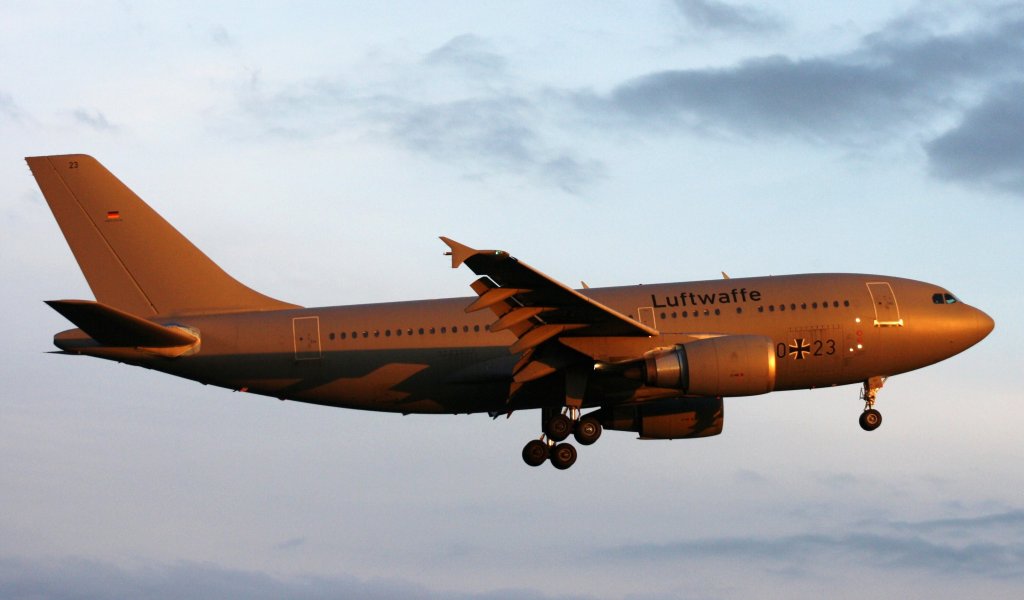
[293,316,322,360]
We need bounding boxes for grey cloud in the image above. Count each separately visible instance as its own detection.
[891,508,1024,534]
[232,38,604,193]
[424,34,507,78]
[211,24,232,47]
[273,536,307,551]
[596,510,1024,579]
[601,10,1024,140]
[926,83,1024,195]
[588,5,1024,195]
[674,0,784,34]
[0,556,596,600]
[389,96,603,193]
[73,108,117,132]
[605,55,920,141]
[1,92,25,122]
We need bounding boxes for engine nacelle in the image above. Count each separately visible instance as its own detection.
[595,397,723,439]
[642,335,776,397]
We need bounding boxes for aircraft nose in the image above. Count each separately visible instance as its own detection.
[975,308,995,341]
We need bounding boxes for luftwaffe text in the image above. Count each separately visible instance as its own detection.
[651,288,762,308]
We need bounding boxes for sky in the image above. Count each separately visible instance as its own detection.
[1,1,1022,598]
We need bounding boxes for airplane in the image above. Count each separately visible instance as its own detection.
[28,154,995,470]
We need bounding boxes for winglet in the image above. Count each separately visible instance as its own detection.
[440,237,508,269]
[440,237,475,268]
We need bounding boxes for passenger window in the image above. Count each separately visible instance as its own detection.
[329,333,335,340]
[474,325,480,332]
[440,327,446,334]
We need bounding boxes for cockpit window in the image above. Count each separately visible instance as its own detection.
[932,292,959,305]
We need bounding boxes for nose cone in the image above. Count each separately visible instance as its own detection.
[975,308,995,341]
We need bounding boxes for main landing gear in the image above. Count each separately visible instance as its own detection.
[522,408,603,469]
[859,376,886,432]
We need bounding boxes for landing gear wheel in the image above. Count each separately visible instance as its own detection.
[859,409,882,431]
[544,413,573,442]
[549,443,577,470]
[573,416,602,446]
[522,439,549,467]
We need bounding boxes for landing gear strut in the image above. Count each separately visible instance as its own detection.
[522,407,603,469]
[859,376,886,431]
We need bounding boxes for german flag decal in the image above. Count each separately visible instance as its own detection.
[105,210,121,221]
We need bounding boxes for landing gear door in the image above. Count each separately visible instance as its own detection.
[866,282,903,327]
[293,316,322,360]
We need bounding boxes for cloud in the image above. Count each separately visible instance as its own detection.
[577,4,1024,195]
[389,95,604,193]
[597,9,1024,142]
[925,83,1024,195]
[0,556,595,600]
[211,24,232,47]
[673,0,784,34]
[595,510,1024,579]
[424,34,507,79]
[231,36,604,193]
[72,108,118,132]
[0,92,25,122]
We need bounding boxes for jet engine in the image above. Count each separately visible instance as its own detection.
[639,335,776,397]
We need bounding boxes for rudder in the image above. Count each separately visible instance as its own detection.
[28,154,299,316]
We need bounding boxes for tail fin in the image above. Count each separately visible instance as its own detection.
[27,154,299,317]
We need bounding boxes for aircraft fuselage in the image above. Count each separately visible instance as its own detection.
[55,272,992,414]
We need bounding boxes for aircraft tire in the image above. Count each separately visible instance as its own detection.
[550,443,577,470]
[574,416,602,446]
[859,409,882,431]
[544,414,573,442]
[522,440,549,467]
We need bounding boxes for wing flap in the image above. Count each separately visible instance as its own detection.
[442,237,658,409]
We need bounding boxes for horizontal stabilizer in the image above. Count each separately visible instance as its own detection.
[46,300,198,348]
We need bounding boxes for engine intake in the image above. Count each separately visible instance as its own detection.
[640,335,776,397]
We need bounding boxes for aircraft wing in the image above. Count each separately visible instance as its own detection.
[441,237,656,395]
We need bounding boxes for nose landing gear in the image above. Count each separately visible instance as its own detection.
[859,376,886,431]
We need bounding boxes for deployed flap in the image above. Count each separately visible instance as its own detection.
[46,299,198,348]
[440,237,658,338]
[441,237,657,406]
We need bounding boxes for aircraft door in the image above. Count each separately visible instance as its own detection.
[866,282,903,327]
[637,306,656,330]
[293,316,322,360]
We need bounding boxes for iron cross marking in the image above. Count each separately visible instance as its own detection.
[788,338,811,360]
